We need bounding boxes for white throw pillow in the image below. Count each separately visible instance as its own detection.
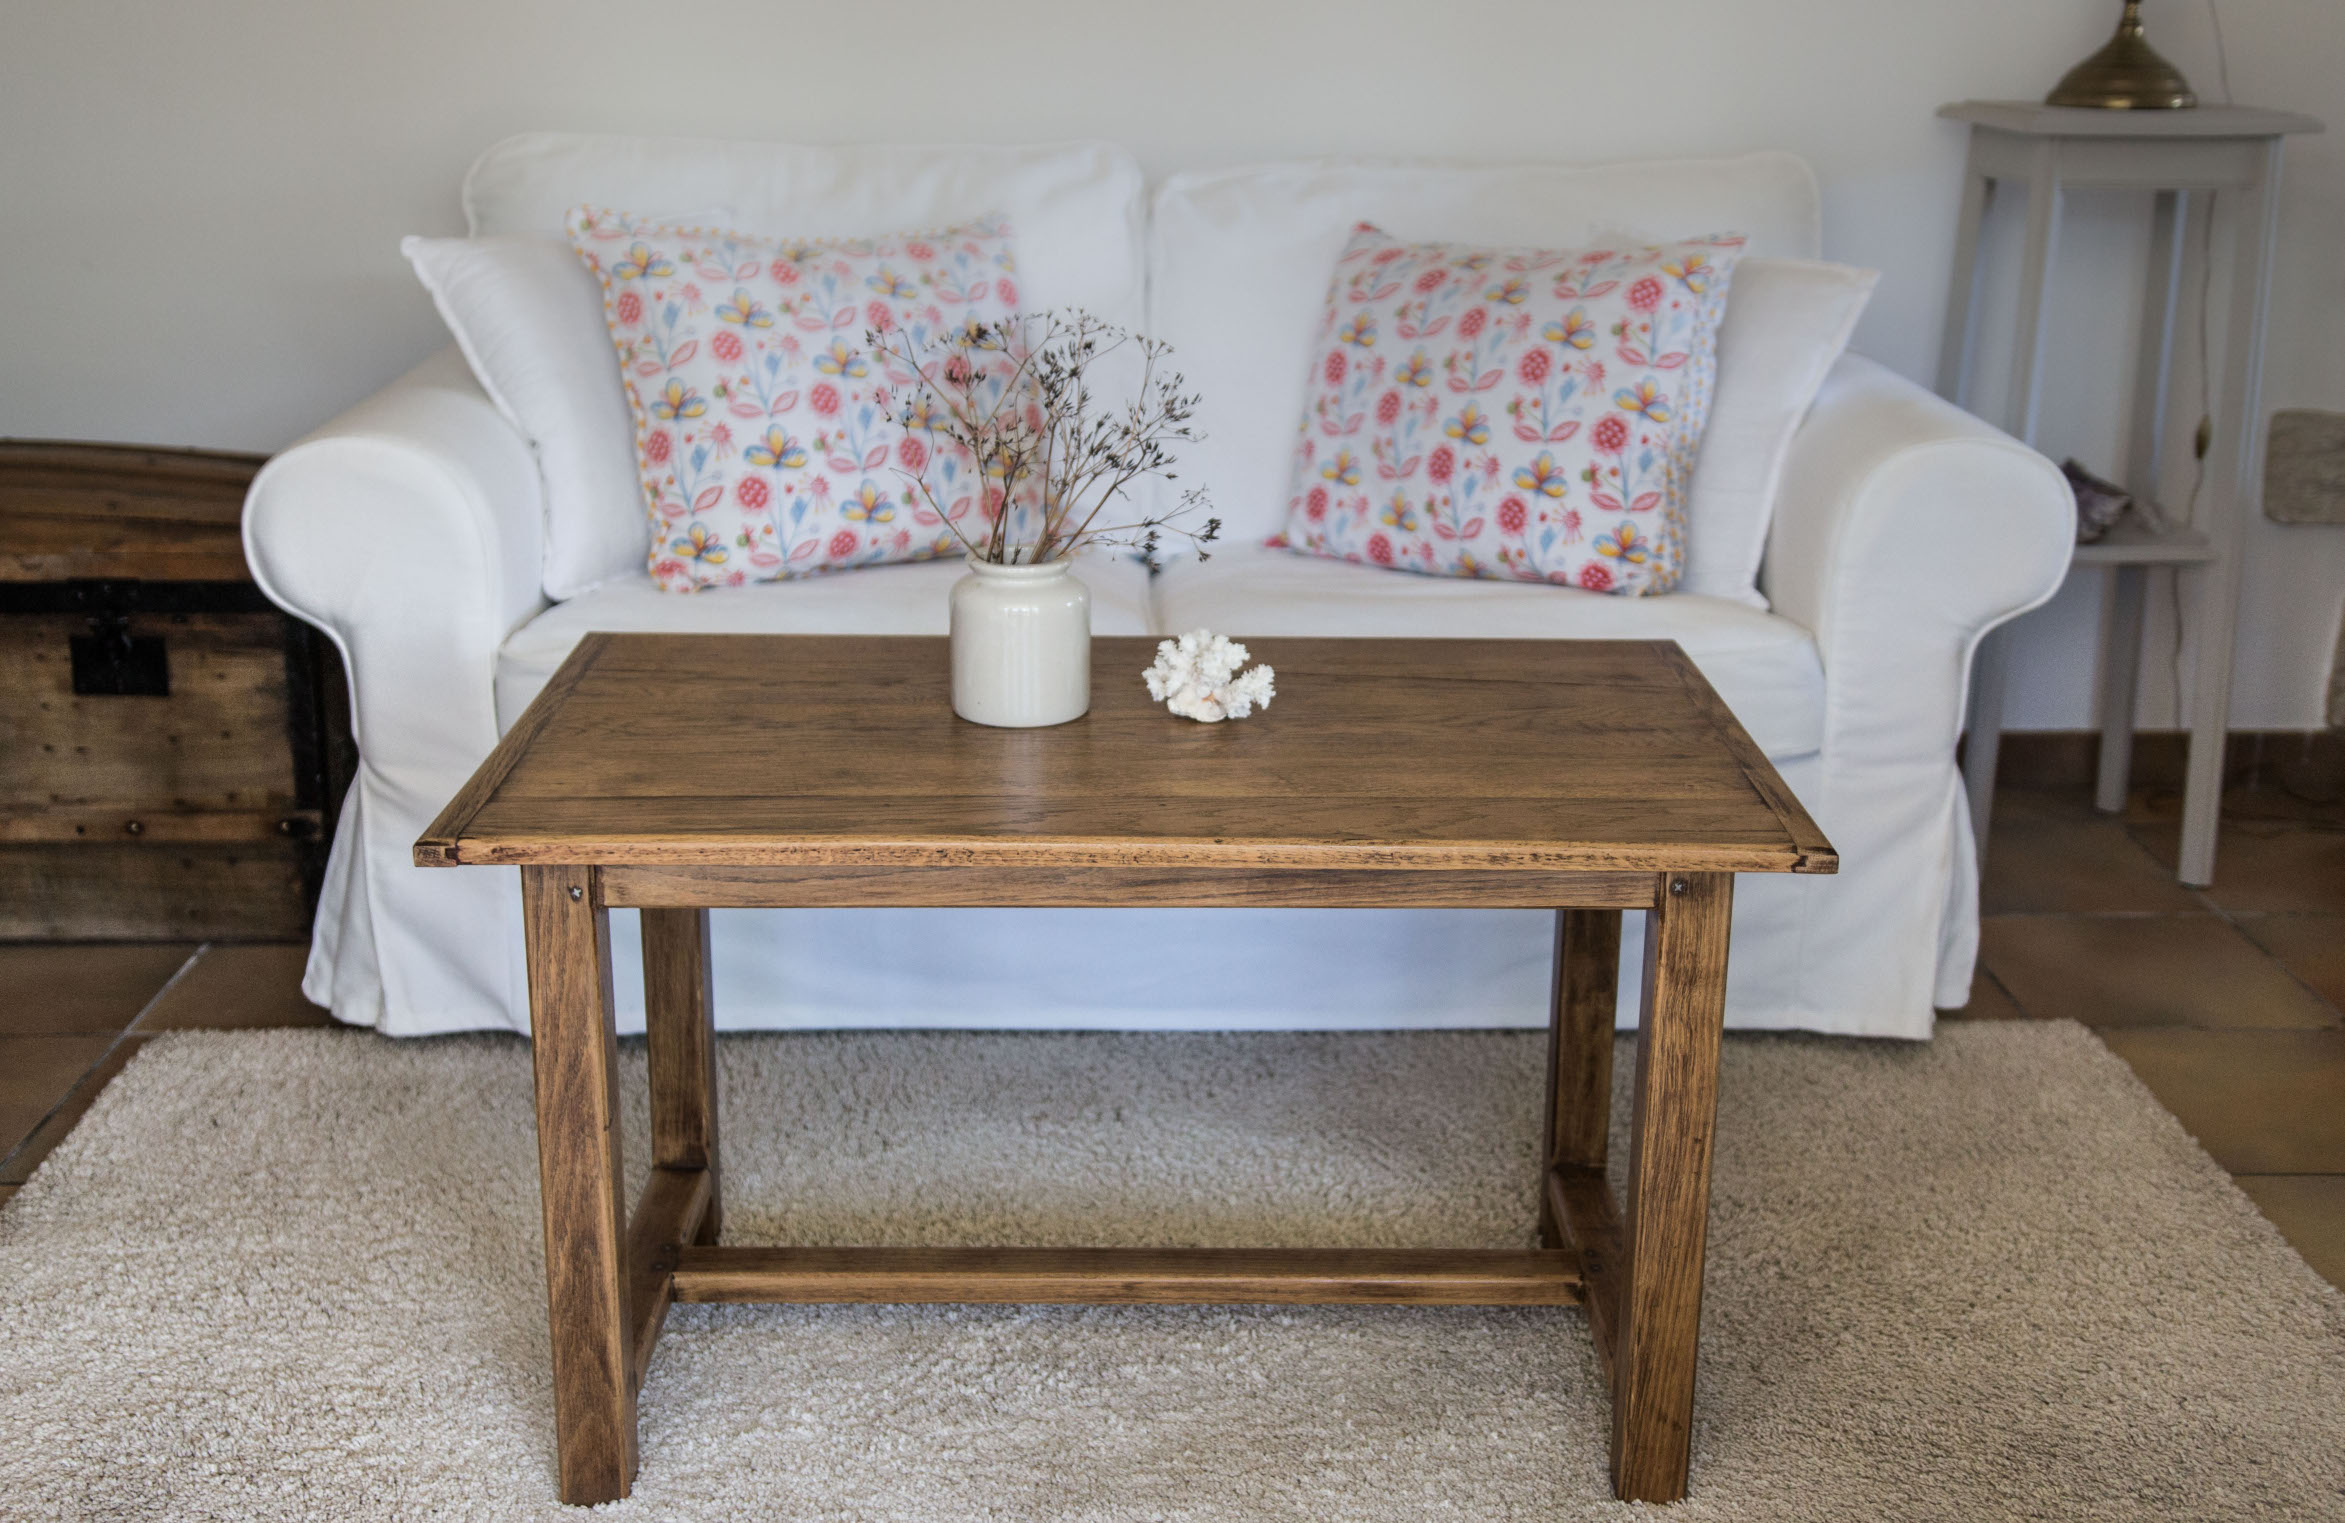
[404,234,647,599]
[1148,155,1845,607]
[409,137,1148,602]
[1683,257,1876,607]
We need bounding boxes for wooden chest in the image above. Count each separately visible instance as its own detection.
[0,441,352,939]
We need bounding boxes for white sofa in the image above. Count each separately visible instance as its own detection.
[244,135,2073,1042]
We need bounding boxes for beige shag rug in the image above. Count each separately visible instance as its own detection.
[0,1023,2340,1520]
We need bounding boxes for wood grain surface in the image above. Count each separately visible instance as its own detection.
[621,1165,711,1401]
[1610,872,1734,1503]
[641,907,721,1245]
[416,636,1835,877]
[668,1245,1586,1306]
[455,633,1806,1508]
[1543,906,1624,1219]
[1549,1165,1626,1388]
[520,863,637,1505]
[0,439,261,583]
[600,863,1659,910]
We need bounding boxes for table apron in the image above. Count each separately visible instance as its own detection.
[595,863,1664,910]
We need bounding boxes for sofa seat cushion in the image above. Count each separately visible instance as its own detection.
[1153,543,1823,758]
[494,552,1156,730]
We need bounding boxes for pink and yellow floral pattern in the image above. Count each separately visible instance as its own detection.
[568,206,1030,593]
[1276,224,1743,595]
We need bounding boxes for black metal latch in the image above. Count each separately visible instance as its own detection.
[67,579,171,696]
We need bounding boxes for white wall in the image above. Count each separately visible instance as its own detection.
[3,0,2339,728]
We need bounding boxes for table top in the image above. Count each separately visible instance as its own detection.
[1938,101,2323,140]
[415,634,1835,876]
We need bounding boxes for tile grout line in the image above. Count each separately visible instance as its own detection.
[1979,811,2342,1030]
[1983,965,2027,1019]
[2190,894,2345,1029]
[0,943,210,1182]
[1976,801,2339,1225]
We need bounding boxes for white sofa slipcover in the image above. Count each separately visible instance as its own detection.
[1144,153,1824,557]
[243,137,2073,1041]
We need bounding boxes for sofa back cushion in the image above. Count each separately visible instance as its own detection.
[1148,153,1823,577]
[453,135,1146,599]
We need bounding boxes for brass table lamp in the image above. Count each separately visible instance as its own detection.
[2047,0,2197,109]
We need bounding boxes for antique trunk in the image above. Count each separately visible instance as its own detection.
[0,441,352,939]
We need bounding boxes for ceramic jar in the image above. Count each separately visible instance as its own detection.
[948,555,1091,727]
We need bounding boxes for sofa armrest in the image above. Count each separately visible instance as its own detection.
[243,345,545,780]
[1760,352,2071,1015]
[242,346,547,1029]
[1764,353,2072,757]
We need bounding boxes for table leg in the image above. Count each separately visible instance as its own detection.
[643,907,722,1245]
[1540,908,1621,1246]
[1610,873,1732,1504]
[522,864,637,1505]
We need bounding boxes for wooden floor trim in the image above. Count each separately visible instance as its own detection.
[667,1245,1586,1306]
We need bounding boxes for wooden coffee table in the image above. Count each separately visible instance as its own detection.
[416,633,1834,1506]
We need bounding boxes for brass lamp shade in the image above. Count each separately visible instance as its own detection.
[2047,1,2198,109]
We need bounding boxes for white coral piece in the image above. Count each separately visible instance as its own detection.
[1143,629,1276,722]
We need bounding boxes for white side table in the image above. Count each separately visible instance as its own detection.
[1936,100,2319,885]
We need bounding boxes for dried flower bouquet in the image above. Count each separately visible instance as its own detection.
[867,310,1219,567]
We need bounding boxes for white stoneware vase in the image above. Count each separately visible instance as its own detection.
[949,555,1091,727]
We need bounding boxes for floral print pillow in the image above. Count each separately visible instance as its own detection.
[1275,224,1744,595]
[568,206,1032,593]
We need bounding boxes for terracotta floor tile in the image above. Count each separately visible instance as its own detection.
[2096,1028,2345,1173]
[133,943,331,1031]
[0,1035,118,1163]
[1934,968,2031,1021]
[2128,815,2345,914]
[2235,913,2345,1015]
[0,1037,147,1185]
[2232,1174,2345,1292]
[1982,793,2201,914]
[1980,914,2338,1029]
[0,944,197,1036]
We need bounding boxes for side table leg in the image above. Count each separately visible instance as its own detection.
[1933,151,1992,407]
[644,907,722,1244]
[522,865,637,1504]
[1540,907,1622,1245]
[2094,565,2148,814]
[1610,873,1732,1504]
[2179,141,2284,889]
